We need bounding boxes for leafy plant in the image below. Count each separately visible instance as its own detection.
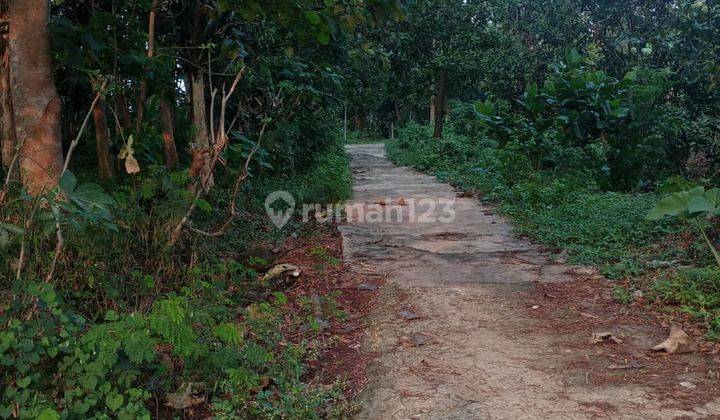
[647,185,720,268]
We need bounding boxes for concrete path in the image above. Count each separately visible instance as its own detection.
[339,143,720,419]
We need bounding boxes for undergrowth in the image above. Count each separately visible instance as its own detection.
[387,122,720,337]
[0,144,353,419]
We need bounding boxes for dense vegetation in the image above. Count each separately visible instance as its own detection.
[368,1,720,340]
[1,0,720,417]
[0,1,395,418]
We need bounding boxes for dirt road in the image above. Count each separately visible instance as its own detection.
[340,143,720,419]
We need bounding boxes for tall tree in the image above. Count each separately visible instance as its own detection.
[92,98,114,180]
[9,0,64,192]
[0,0,17,178]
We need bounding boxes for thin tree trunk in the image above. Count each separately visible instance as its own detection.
[9,0,64,193]
[92,98,114,180]
[159,90,179,168]
[354,112,366,131]
[134,0,159,136]
[114,88,131,134]
[0,3,17,178]
[189,70,212,187]
[433,69,448,139]
[429,96,435,124]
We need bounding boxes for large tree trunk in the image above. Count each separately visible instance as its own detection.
[9,0,64,193]
[93,98,114,181]
[159,90,179,169]
[0,3,17,179]
[433,69,448,139]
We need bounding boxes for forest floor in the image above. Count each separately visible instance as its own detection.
[341,143,720,419]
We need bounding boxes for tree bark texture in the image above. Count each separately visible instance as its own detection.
[433,69,448,139]
[159,90,179,169]
[93,98,114,180]
[9,0,64,193]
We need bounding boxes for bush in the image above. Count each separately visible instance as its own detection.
[1,138,353,418]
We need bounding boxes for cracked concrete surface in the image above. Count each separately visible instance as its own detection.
[339,143,720,419]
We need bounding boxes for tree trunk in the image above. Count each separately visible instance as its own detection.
[134,0,159,136]
[114,88,131,134]
[429,96,435,124]
[93,98,114,180]
[0,3,17,179]
[9,0,64,193]
[354,112,366,131]
[159,90,179,169]
[433,69,448,139]
[189,70,212,187]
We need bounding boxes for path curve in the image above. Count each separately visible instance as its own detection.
[340,143,720,419]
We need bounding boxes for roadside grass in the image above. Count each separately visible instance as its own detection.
[386,123,720,337]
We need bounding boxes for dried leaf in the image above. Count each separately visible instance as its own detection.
[590,332,622,344]
[124,154,140,174]
[399,310,419,320]
[262,264,300,282]
[652,325,696,355]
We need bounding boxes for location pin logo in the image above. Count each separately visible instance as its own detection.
[265,191,295,228]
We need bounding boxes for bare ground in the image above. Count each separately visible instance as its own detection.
[340,143,720,419]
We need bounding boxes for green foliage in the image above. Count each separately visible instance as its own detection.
[647,183,720,269]
[654,267,720,338]
[387,124,690,280]
[1,141,352,417]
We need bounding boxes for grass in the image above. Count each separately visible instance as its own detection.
[386,123,720,337]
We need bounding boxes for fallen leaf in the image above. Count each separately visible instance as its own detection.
[358,283,379,291]
[679,381,696,390]
[652,325,696,354]
[399,310,419,320]
[590,332,622,344]
[165,382,205,410]
[579,312,600,320]
[262,264,300,282]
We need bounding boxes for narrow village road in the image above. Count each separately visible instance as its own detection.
[340,143,720,419]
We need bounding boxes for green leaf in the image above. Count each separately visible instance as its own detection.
[213,323,244,346]
[646,187,705,220]
[106,392,124,411]
[37,408,60,420]
[124,330,157,364]
[688,196,714,214]
[305,11,322,26]
[316,31,330,45]
[609,107,629,118]
[59,171,77,194]
[16,377,31,388]
[0,222,24,236]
